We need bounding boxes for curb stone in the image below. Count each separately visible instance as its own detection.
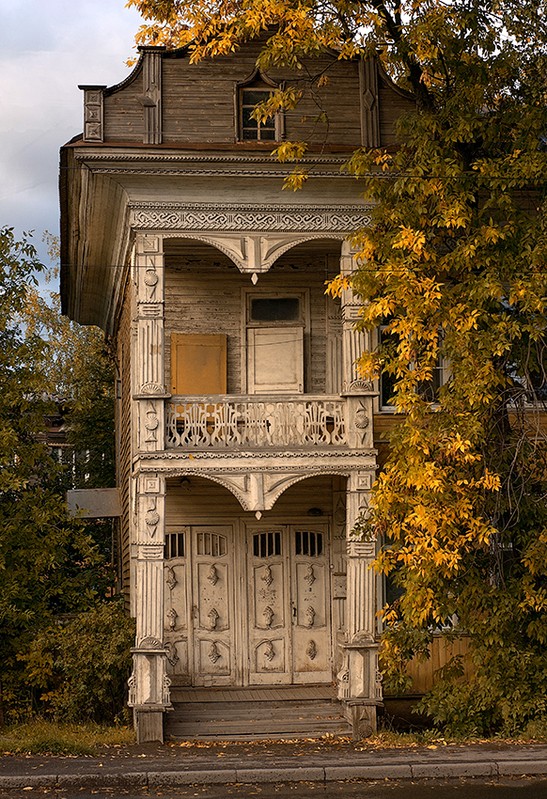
[149,769,238,786]
[1,758,547,789]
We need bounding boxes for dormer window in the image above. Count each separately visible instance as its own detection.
[240,89,277,140]
[237,71,284,142]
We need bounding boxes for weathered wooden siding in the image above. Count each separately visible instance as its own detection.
[115,278,133,605]
[164,240,342,395]
[101,43,407,148]
[166,473,337,523]
[103,61,144,143]
[378,76,415,146]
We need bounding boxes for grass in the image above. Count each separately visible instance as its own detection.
[0,718,135,755]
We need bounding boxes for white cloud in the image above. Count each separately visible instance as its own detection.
[0,0,143,266]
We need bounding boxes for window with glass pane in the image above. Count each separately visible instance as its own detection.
[240,89,276,141]
[250,297,300,323]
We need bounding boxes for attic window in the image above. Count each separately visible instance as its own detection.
[239,88,279,141]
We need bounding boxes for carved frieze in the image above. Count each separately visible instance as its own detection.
[130,204,372,233]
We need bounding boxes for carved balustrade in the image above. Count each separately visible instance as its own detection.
[166,395,347,449]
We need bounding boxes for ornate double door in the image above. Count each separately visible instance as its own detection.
[247,524,332,684]
[163,523,332,686]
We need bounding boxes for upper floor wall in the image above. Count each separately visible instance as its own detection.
[80,42,414,150]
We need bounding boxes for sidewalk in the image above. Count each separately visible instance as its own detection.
[1,739,547,789]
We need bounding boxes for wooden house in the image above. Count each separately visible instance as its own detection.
[60,42,415,743]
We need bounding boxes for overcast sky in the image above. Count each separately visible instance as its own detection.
[0,0,144,271]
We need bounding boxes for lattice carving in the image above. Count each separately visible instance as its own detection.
[166,397,346,449]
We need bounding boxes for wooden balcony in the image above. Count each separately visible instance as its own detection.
[166,395,348,450]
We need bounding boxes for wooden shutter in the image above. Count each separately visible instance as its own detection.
[171,333,227,395]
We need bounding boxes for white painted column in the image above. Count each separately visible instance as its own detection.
[127,234,170,743]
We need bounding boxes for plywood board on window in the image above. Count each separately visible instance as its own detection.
[171,333,227,395]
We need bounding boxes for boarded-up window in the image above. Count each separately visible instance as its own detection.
[171,333,227,395]
[247,327,304,394]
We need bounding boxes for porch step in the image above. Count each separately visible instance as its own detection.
[165,686,351,740]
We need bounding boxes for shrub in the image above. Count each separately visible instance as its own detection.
[23,602,135,724]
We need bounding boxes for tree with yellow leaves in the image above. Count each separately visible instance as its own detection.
[128,0,547,735]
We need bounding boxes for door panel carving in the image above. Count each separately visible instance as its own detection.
[247,524,332,685]
[292,528,331,681]
[191,526,235,684]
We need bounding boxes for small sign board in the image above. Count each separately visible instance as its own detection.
[67,488,121,518]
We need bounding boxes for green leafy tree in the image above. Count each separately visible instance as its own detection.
[0,228,126,724]
[129,1,547,734]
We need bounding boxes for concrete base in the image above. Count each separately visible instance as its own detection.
[134,708,164,743]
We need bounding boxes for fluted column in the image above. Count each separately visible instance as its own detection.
[338,241,382,737]
[128,234,170,743]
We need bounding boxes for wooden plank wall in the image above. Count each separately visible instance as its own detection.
[165,474,337,524]
[116,279,133,605]
[389,635,473,696]
[102,44,409,147]
[164,240,342,395]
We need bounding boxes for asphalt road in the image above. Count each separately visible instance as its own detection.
[2,778,547,799]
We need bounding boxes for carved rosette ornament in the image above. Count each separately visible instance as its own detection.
[305,606,316,628]
[303,565,316,586]
[145,504,160,537]
[261,565,273,587]
[207,565,219,585]
[166,566,177,591]
[167,607,178,631]
[165,641,179,667]
[263,606,274,628]
[264,641,275,662]
[306,640,318,661]
[208,642,221,663]
[354,404,370,445]
[207,607,220,630]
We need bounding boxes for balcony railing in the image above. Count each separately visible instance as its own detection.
[166,395,347,449]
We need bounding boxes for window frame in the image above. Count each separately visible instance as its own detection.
[235,70,285,143]
[376,323,449,412]
[241,288,310,394]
